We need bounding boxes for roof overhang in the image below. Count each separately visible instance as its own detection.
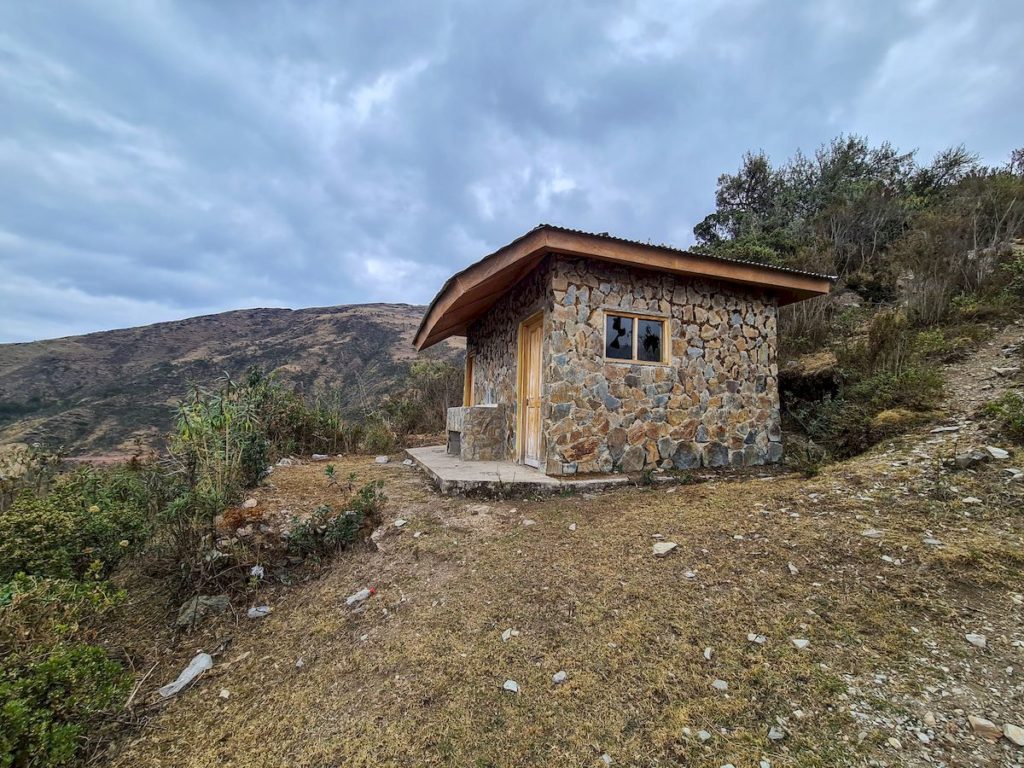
[414,225,835,351]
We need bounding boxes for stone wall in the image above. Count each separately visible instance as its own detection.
[543,256,780,475]
[458,404,510,461]
[465,260,553,460]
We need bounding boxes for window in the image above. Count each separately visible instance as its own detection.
[604,312,667,364]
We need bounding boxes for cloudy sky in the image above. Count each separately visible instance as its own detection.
[1,1,1021,343]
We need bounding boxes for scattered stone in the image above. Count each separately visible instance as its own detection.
[923,711,936,727]
[886,737,902,750]
[552,670,567,685]
[276,457,294,467]
[922,537,943,547]
[295,658,304,670]
[600,754,612,766]
[1005,468,1024,482]
[954,449,990,469]
[311,453,329,461]
[345,587,375,606]
[502,679,520,694]
[968,715,1002,742]
[697,730,712,742]
[767,726,785,741]
[985,445,1010,460]
[402,458,414,466]
[759,761,771,768]
[787,562,799,575]
[791,637,810,650]
[246,605,272,619]
[242,498,257,509]
[175,594,231,628]
[501,628,520,642]
[568,523,577,531]
[652,541,678,557]
[684,570,697,579]
[747,633,767,645]
[374,455,389,464]
[219,688,230,699]
[522,519,537,526]
[1004,723,1024,747]
[930,425,960,433]
[861,529,884,538]
[991,366,1020,377]
[965,633,987,649]
[962,496,982,505]
[394,519,408,528]
[703,647,713,661]
[712,678,728,691]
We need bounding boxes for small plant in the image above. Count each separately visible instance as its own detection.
[983,391,1024,444]
[285,481,385,557]
[325,464,337,487]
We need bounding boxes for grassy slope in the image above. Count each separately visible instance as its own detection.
[106,354,1024,768]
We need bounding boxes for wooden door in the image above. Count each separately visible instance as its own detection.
[519,313,543,467]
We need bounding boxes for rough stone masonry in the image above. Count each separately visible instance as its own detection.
[465,254,782,475]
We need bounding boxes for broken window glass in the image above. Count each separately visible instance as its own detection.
[605,314,633,360]
[637,318,663,362]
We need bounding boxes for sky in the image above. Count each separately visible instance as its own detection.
[1,1,1021,343]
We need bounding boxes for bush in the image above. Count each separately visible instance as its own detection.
[286,480,384,557]
[0,644,129,767]
[983,391,1024,444]
[361,420,397,454]
[0,445,63,514]
[0,468,151,582]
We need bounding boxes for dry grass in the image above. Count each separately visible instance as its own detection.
[101,435,1024,768]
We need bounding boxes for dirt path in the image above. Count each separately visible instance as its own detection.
[105,328,1024,768]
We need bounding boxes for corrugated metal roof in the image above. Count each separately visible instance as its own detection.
[533,223,838,281]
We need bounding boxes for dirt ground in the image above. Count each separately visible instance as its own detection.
[103,325,1024,768]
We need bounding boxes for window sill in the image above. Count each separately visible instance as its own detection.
[602,357,671,368]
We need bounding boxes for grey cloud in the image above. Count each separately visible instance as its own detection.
[1,0,1021,342]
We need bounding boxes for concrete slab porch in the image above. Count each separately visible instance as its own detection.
[405,445,631,496]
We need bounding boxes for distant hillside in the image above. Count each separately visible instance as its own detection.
[0,304,462,455]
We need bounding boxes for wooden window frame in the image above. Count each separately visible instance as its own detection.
[463,353,475,406]
[602,310,669,366]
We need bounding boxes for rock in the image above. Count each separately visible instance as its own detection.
[767,726,785,741]
[311,453,329,461]
[991,366,1020,377]
[568,523,577,531]
[394,519,408,528]
[962,497,982,505]
[930,425,960,433]
[791,638,810,650]
[968,715,1002,742]
[246,605,272,619]
[652,541,678,557]
[1004,723,1024,746]
[985,445,1010,460]
[501,628,520,642]
[375,455,389,464]
[712,678,728,691]
[522,519,537,526]
[176,594,230,627]
[402,458,414,466]
[747,633,767,645]
[703,647,713,661]
[787,562,799,575]
[1004,468,1024,482]
[886,737,902,750]
[242,498,258,509]
[219,688,230,699]
[600,755,612,766]
[923,711,936,727]
[697,730,712,742]
[502,679,519,694]
[861,529,884,539]
[276,457,294,467]
[552,670,567,685]
[954,449,990,469]
[922,537,943,546]
[965,633,987,648]
[759,761,771,768]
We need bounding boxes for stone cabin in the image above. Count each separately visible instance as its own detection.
[414,225,833,476]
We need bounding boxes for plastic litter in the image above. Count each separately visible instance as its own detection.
[249,565,265,579]
[158,652,213,698]
[346,587,375,606]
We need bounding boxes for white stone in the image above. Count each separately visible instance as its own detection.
[985,445,1010,459]
[767,726,785,741]
[861,529,884,538]
[653,541,678,557]
[791,638,810,650]
[394,519,407,528]
[522,519,537,526]
[374,455,389,464]
[923,711,936,727]
[600,754,612,766]
[747,633,767,645]
[219,688,230,699]
[568,523,577,531]
[552,670,567,685]
[703,647,713,661]
[402,458,414,466]
[965,632,987,648]
[712,678,728,691]
[1004,723,1024,746]
[242,498,257,509]
[886,737,902,750]
[501,628,519,642]
[787,562,799,575]
[502,679,519,694]
[961,497,982,505]
[697,730,712,742]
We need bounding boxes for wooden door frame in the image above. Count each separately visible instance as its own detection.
[515,310,544,466]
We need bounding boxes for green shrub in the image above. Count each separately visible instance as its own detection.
[361,420,397,454]
[0,445,63,514]
[286,480,384,557]
[0,468,150,582]
[983,391,1024,444]
[0,644,129,767]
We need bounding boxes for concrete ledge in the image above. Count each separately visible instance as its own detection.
[406,445,631,496]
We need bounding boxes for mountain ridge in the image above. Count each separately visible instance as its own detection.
[0,303,462,454]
